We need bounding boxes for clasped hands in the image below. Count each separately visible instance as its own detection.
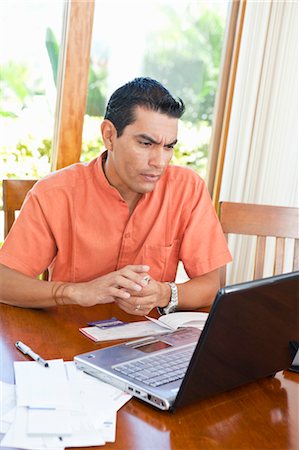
[72,264,169,316]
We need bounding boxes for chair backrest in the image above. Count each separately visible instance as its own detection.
[3,179,37,238]
[219,201,299,286]
[2,179,49,280]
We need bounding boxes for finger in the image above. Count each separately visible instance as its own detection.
[110,287,131,299]
[118,302,147,316]
[132,304,152,316]
[120,267,151,287]
[114,297,141,312]
[115,275,144,292]
[116,297,153,316]
[125,279,155,298]
[124,265,150,273]
[114,298,131,309]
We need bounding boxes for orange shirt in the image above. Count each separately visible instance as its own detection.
[0,153,231,282]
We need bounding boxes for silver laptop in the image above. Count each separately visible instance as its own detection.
[74,271,299,411]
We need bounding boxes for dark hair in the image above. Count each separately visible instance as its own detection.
[104,77,185,136]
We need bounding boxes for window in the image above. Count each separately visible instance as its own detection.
[0,0,64,242]
[81,0,229,179]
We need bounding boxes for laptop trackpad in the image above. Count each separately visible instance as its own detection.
[126,327,201,354]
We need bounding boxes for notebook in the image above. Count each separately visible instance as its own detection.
[74,271,299,411]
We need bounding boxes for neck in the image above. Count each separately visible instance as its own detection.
[102,153,142,214]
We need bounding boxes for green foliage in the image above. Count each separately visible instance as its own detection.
[45,28,59,85]
[173,142,208,175]
[142,4,225,126]
[85,59,108,117]
[0,61,30,103]
[0,61,44,117]
[45,27,108,116]
[0,7,225,181]
[0,139,51,179]
[80,116,105,162]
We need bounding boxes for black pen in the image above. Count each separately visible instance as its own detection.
[15,341,49,367]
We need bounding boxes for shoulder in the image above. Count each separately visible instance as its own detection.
[167,164,204,181]
[32,158,99,196]
[157,165,213,212]
[164,164,206,193]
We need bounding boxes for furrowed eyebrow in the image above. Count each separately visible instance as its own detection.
[137,134,160,144]
[136,134,177,147]
[166,139,178,147]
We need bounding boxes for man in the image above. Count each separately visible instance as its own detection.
[0,77,231,315]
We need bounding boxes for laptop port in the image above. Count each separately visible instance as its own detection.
[148,395,164,406]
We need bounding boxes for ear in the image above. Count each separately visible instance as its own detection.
[101,119,117,151]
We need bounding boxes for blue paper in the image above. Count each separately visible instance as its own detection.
[87,317,127,329]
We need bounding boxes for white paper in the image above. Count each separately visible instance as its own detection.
[158,311,209,330]
[57,409,105,448]
[0,380,16,434]
[80,320,172,341]
[97,411,116,443]
[27,408,72,436]
[0,406,64,450]
[65,361,131,417]
[14,359,72,408]
[1,360,131,450]
[81,312,209,342]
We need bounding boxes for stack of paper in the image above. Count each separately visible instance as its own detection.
[0,359,131,449]
[80,312,209,342]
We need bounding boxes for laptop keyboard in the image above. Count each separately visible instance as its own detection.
[113,345,195,387]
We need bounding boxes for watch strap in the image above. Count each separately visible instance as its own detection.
[157,282,178,315]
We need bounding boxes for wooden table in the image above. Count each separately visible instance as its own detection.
[0,302,298,450]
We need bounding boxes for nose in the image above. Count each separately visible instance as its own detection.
[148,147,170,169]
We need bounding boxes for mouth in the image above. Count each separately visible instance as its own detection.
[140,173,161,183]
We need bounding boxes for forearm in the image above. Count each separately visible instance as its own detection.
[0,263,150,309]
[176,269,220,310]
[0,264,66,308]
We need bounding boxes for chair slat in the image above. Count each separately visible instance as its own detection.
[254,236,266,279]
[220,266,227,287]
[274,237,285,275]
[293,239,299,271]
[220,202,299,286]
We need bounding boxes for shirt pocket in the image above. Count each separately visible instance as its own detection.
[143,239,180,281]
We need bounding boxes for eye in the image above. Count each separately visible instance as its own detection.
[139,141,152,147]
[165,144,175,150]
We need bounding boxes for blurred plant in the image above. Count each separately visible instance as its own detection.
[143,3,226,126]
[0,61,44,117]
[46,27,108,116]
[45,28,59,85]
[81,115,104,161]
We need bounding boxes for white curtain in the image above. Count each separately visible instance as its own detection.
[220,0,298,284]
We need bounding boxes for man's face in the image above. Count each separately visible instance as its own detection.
[103,107,179,198]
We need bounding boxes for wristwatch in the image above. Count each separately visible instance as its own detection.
[157,282,178,315]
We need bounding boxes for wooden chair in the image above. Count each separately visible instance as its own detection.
[3,179,37,238]
[219,201,299,286]
[2,179,48,280]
